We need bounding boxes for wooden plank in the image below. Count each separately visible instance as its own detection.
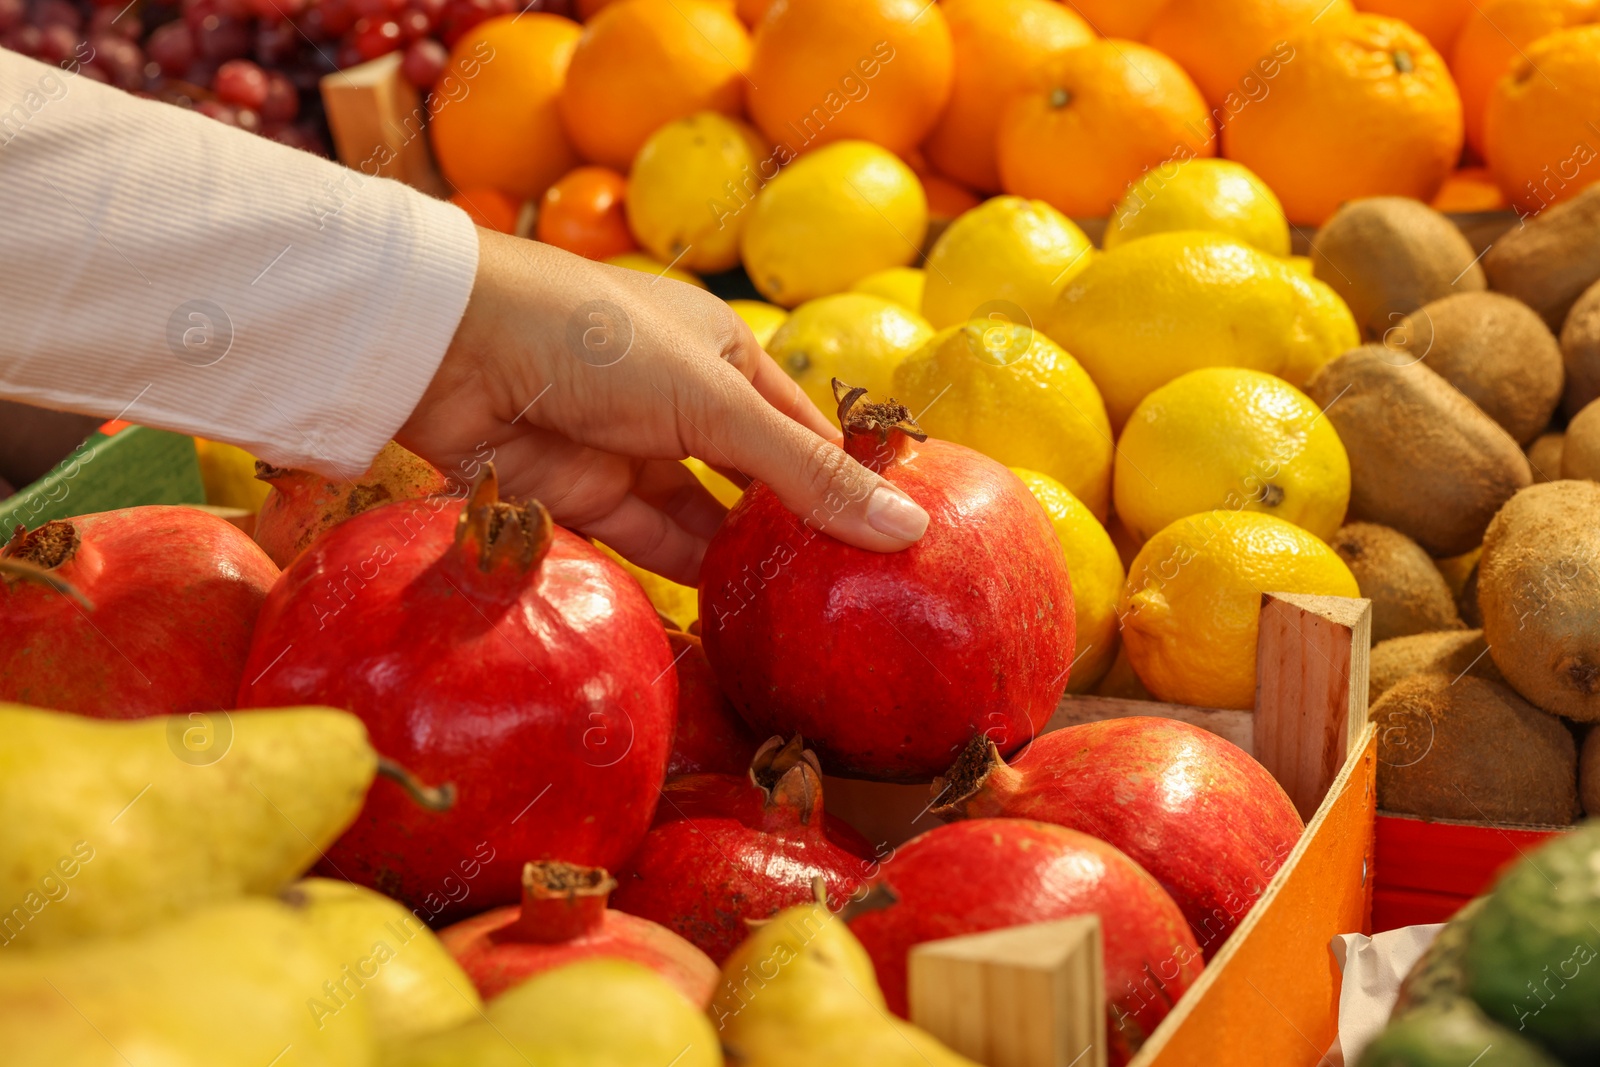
[320,53,449,197]
[821,775,940,851]
[1253,593,1371,821]
[910,917,1106,1067]
[0,426,206,531]
[1046,694,1253,753]
[1370,812,1565,932]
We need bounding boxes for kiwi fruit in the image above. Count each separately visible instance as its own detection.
[1582,728,1600,816]
[1372,673,1578,825]
[1561,278,1600,417]
[1331,523,1463,643]
[1479,480,1600,720]
[1526,431,1565,483]
[1311,197,1486,340]
[1457,561,1481,628]
[1561,397,1600,481]
[1389,292,1564,444]
[1482,183,1600,332]
[1303,345,1533,557]
[1368,629,1503,705]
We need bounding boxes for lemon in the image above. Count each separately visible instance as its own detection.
[598,542,698,630]
[605,253,706,289]
[1278,270,1360,387]
[892,320,1113,519]
[728,300,787,348]
[851,267,925,312]
[1120,511,1359,709]
[193,438,271,512]
[1047,231,1354,428]
[767,293,934,415]
[682,456,742,508]
[1104,159,1290,256]
[1114,368,1351,544]
[1283,254,1314,277]
[1012,468,1123,693]
[920,196,1093,331]
[740,141,927,308]
[627,113,769,275]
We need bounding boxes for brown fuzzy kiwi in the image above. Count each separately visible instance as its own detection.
[1458,561,1482,628]
[1389,292,1564,444]
[1527,431,1565,483]
[1560,398,1600,481]
[1482,184,1600,332]
[1302,345,1533,557]
[1582,727,1600,816]
[1311,197,1486,340]
[1561,278,1600,418]
[1372,673,1578,825]
[1479,480,1600,720]
[1368,629,1503,705]
[1331,522,1463,642]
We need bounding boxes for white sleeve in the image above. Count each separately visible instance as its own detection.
[0,48,480,479]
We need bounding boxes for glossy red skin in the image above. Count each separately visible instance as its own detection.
[611,765,875,962]
[698,429,1075,781]
[849,818,1203,1066]
[944,718,1305,958]
[0,506,278,718]
[665,630,761,778]
[236,494,676,923]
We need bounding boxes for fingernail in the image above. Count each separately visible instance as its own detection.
[866,486,929,542]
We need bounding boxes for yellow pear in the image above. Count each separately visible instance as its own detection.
[283,878,483,1041]
[0,899,375,1066]
[384,958,721,1067]
[0,703,376,949]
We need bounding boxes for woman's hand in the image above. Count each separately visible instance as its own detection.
[397,228,929,586]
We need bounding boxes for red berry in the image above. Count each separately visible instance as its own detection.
[4,24,44,55]
[34,0,83,31]
[349,16,401,60]
[87,6,141,40]
[147,21,195,76]
[195,15,251,62]
[261,70,299,122]
[396,7,429,40]
[0,0,21,32]
[398,36,444,88]
[214,58,269,109]
[310,0,357,37]
[88,33,145,90]
[37,24,82,65]
[197,99,241,125]
[254,20,298,64]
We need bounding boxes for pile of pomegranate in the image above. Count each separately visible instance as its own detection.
[0,392,1310,1062]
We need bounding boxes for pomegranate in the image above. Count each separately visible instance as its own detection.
[0,507,278,718]
[438,860,719,1006]
[237,465,676,923]
[848,818,1203,1066]
[932,719,1305,958]
[698,381,1075,781]
[666,630,761,778]
[252,439,455,567]
[611,735,875,962]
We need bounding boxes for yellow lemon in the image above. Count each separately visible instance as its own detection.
[892,320,1113,518]
[728,299,787,348]
[1120,511,1359,709]
[851,267,925,312]
[1114,368,1351,544]
[626,113,769,274]
[740,141,927,307]
[193,438,271,512]
[683,456,742,508]
[767,293,934,415]
[1104,159,1290,256]
[1047,231,1354,428]
[605,253,706,289]
[1283,254,1314,276]
[1012,468,1124,692]
[598,543,698,630]
[920,195,1093,330]
[1278,270,1360,387]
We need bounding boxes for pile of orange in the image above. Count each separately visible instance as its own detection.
[426,0,1600,249]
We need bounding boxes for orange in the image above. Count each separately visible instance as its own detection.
[1452,0,1598,159]
[1060,0,1167,37]
[1354,0,1472,54]
[1147,0,1354,110]
[449,188,523,234]
[921,172,982,223]
[429,15,581,203]
[996,40,1215,218]
[536,166,638,260]
[1485,24,1600,213]
[1430,166,1509,212]
[1221,15,1462,225]
[745,0,953,158]
[921,0,1094,193]
[559,0,751,171]
[736,0,773,24]
[578,0,735,16]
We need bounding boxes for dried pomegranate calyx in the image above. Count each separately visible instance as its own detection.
[831,377,928,445]
[2,520,80,571]
[453,464,554,574]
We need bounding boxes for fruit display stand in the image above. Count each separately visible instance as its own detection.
[825,593,1377,1067]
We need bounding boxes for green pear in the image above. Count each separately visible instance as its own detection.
[0,702,375,949]
[710,902,980,1067]
[0,898,375,1066]
[383,959,721,1067]
[283,878,483,1040]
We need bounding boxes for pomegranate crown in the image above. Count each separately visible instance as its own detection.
[749,735,827,827]
[0,522,92,607]
[454,464,554,574]
[831,378,927,445]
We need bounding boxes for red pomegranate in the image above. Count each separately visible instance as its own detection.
[698,382,1076,781]
[666,630,761,778]
[438,860,719,1005]
[848,818,1203,1065]
[252,440,455,567]
[236,465,676,923]
[0,507,278,718]
[932,719,1304,958]
[611,735,875,962]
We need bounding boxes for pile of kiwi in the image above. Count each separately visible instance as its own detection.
[1307,189,1600,828]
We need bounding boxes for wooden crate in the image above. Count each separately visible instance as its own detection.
[823,593,1375,1066]
[0,422,206,533]
[1372,813,1566,931]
